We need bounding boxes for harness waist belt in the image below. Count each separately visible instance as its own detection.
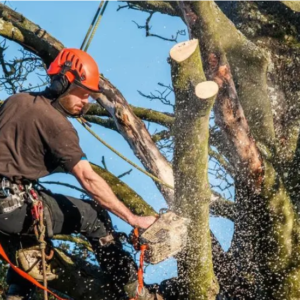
[0,177,30,214]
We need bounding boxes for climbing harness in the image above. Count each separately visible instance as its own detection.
[0,178,26,213]
[0,178,63,300]
[28,186,49,300]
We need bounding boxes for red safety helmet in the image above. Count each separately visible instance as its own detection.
[47,48,101,93]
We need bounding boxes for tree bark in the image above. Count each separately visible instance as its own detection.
[178,1,264,191]
[171,39,219,300]
[91,163,157,216]
[91,76,175,206]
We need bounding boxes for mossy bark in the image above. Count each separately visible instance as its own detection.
[189,1,275,152]
[171,41,218,299]
[0,3,63,65]
[87,103,174,128]
[91,163,157,216]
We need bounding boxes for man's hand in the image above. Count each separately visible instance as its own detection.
[132,215,157,229]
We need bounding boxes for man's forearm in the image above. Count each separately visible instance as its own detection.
[72,160,156,229]
[80,172,137,225]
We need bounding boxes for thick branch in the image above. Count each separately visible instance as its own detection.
[91,163,157,216]
[179,2,263,191]
[87,103,174,128]
[91,77,175,206]
[0,3,63,66]
[210,193,235,222]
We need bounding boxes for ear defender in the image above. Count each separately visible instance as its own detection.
[48,74,70,97]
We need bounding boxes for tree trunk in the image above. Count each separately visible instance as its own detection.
[171,39,219,300]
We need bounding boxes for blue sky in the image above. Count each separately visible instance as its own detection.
[0,1,234,284]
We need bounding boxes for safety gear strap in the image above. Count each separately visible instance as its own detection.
[0,243,66,300]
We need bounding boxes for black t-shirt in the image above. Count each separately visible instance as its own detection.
[0,92,85,182]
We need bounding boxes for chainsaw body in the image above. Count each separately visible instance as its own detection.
[141,211,189,264]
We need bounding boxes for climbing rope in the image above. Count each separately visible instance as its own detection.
[80,1,109,52]
[77,118,174,190]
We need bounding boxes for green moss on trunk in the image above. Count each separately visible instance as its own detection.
[171,41,218,299]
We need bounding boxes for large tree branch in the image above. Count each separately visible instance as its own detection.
[210,192,235,222]
[0,3,63,66]
[178,1,263,191]
[87,103,174,128]
[91,163,157,216]
[91,77,175,205]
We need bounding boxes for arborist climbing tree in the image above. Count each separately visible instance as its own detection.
[2,1,300,300]
[0,46,160,300]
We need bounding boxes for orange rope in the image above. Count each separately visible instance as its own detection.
[130,228,149,300]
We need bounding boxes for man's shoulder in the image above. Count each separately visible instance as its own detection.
[7,92,36,102]
[9,92,74,131]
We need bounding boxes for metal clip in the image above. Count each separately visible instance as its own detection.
[1,178,9,197]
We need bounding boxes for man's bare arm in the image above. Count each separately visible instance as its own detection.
[72,160,156,229]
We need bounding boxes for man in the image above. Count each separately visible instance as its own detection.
[0,48,158,300]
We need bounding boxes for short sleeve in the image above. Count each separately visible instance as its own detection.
[48,129,86,172]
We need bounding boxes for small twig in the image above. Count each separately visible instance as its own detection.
[118,169,133,179]
[101,156,108,170]
[138,83,175,108]
[39,181,87,195]
[132,12,186,43]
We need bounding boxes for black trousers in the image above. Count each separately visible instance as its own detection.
[0,190,137,299]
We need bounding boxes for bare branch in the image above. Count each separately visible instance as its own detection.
[210,192,236,222]
[84,115,118,132]
[101,156,108,171]
[151,130,171,143]
[208,147,234,177]
[117,169,133,178]
[138,82,175,108]
[87,103,174,128]
[132,12,186,43]
[124,1,181,17]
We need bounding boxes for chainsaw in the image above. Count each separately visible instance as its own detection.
[131,210,190,264]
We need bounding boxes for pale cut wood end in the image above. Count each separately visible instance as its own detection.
[195,81,219,100]
[170,39,199,63]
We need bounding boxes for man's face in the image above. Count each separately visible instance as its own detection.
[58,84,90,116]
